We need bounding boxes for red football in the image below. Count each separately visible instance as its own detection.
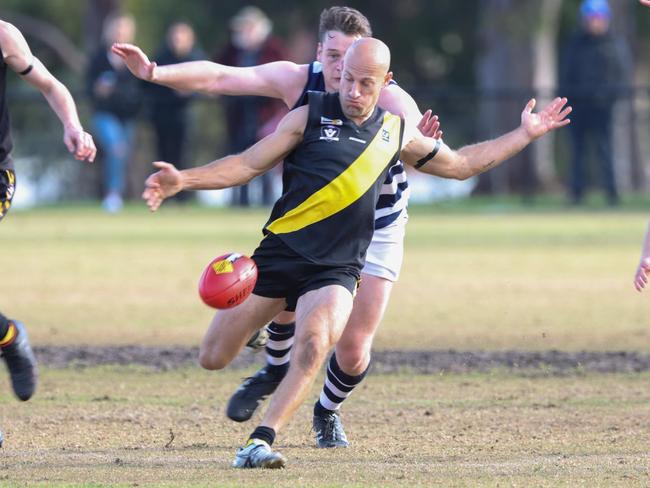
[198,253,258,309]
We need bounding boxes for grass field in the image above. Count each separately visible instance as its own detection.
[1,203,648,350]
[1,203,650,486]
[1,366,649,487]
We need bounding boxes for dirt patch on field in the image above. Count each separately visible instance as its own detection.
[33,346,650,375]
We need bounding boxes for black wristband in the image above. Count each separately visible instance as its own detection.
[414,139,442,169]
[19,64,33,76]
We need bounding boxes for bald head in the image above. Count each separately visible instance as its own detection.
[344,37,391,76]
[339,38,393,123]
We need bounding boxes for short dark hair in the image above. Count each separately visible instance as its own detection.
[318,6,372,42]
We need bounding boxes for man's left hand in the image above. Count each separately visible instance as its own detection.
[521,97,572,141]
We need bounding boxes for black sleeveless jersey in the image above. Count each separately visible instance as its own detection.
[264,91,404,269]
[293,61,408,231]
[0,43,13,170]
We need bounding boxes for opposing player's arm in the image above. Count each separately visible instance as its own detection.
[379,83,442,139]
[400,97,571,179]
[0,21,96,162]
[111,43,306,107]
[142,106,308,211]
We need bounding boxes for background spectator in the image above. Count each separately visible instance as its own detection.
[215,6,287,207]
[560,0,633,206]
[147,22,203,203]
[87,13,141,213]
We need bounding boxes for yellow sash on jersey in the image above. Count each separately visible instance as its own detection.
[267,113,401,235]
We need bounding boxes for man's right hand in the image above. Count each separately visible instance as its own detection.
[111,43,157,81]
[641,0,650,7]
[634,258,650,292]
[142,161,183,211]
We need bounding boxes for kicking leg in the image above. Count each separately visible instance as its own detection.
[199,294,285,371]
[233,285,353,468]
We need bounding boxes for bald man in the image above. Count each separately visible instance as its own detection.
[143,38,571,468]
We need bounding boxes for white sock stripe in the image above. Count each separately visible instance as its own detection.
[319,391,340,411]
[327,364,355,389]
[324,377,351,400]
[267,354,291,366]
[266,337,294,350]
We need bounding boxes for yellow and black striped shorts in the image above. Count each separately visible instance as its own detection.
[0,169,16,222]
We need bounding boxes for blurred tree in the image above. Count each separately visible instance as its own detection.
[475,0,536,197]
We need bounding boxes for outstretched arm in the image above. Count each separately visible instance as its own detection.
[634,222,650,292]
[111,43,306,108]
[401,97,571,179]
[0,21,96,162]
[142,105,308,211]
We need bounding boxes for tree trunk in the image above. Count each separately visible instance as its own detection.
[475,0,536,197]
[532,0,563,191]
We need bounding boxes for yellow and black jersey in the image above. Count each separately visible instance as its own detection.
[264,91,404,269]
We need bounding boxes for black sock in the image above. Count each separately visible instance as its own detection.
[265,321,295,377]
[249,425,276,446]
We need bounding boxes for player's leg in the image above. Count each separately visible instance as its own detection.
[313,274,392,447]
[233,284,353,469]
[312,219,405,447]
[199,294,286,371]
[0,170,38,403]
[227,310,296,422]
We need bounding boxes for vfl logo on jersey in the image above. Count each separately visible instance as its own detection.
[320,116,343,126]
[320,125,340,142]
[381,128,391,143]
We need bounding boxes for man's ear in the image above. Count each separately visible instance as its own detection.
[316,42,323,63]
[384,71,393,87]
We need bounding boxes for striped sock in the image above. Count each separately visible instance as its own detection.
[265,321,295,376]
[317,353,369,412]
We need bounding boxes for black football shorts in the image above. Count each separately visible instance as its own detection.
[0,169,15,222]
[251,233,361,311]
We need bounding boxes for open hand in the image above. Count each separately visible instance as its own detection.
[111,43,157,81]
[417,110,443,139]
[521,97,572,141]
[142,161,183,211]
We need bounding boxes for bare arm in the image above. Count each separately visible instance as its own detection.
[0,21,95,162]
[641,0,650,7]
[111,43,306,108]
[401,97,571,180]
[379,83,442,139]
[142,105,308,211]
